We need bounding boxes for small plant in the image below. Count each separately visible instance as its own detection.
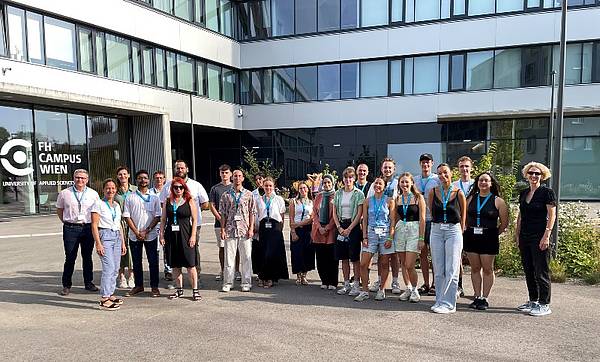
[549,259,567,283]
[583,268,600,285]
[239,146,283,189]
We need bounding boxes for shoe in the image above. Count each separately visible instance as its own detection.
[118,276,127,289]
[60,287,70,296]
[337,283,351,295]
[125,286,144,297]
[430,303,441,311]
[151,288,161,297]
[457,286,465,298]
[320,284,327,290]
[369,280,380,293]
[348,284,361,297]
[391,281,402,294]
[469,298,483,309]
[328,285,337,290]
[354,291,370,302]
[418,284,430,294]
[235,271,242,281]
[432,305,456,314]
[476,298,489,311]
[99,299,120,311]
[84,283,99,292]
[164,272,173,281]
[517,301,539,313]
[127,276,135,288]
[221,284,231,292]
[375,289,386,301]
[241,285,251,292]
[529,304,552,316]
[428,285,436,296]
[215,273,222,281]
[409,289,421,303]
[399,289,411,302]
[167,284,175,290]
[300,274,309,285]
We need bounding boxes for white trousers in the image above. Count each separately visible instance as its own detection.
[224,237,253,287]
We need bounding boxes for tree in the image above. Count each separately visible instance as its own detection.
[239,146,283,189]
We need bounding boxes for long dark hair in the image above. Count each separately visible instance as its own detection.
[296,181,313,200]
[467,171,501,199]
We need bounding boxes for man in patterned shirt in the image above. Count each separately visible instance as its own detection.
[219,169,256,292]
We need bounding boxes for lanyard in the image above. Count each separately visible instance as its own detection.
[458,180,471,196]
[263,195,273,218]
[373,195,385,222]
[420,176,431,193]
[136,190,151,203]
[356,182,367,194]
[401,193,412,225]
[441,185,453,223]
[231,189,243,211]
[71,186,87,213]
[299,199,306,221]
[104,199,117,222]
[172,198,182,225]
[476,193,493,227]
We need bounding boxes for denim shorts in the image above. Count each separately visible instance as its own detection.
[363,227,395,255]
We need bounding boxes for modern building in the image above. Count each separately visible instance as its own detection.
[0,0,599,217]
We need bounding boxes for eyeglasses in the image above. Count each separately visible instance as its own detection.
[527,171,542,176]
[172,185,184,190]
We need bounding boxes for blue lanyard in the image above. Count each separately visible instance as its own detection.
[420,176,431,193]
[476,193,493,227]
[263,195,273,218]
[136,190,151,203]
[373,195,385,222]
[299,199,306,221]
[104,199,117,222]
[401,193,412,225]
[172,199,181,225]
[441,185,453,223]
[458,180,471,196]
[384,177,395,197]
[231,189,243,211]
[71,186,87,213]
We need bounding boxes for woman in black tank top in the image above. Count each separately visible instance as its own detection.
[464,172,509,311]
[427,164,466,314]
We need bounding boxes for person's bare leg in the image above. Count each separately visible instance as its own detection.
[360,253,373,292]
[420,246,431,288]
[405,253,419,288]
[379,256,390,291]
[481,254,496,298]
[467,253,482,298]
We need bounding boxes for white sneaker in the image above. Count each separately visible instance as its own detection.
[354,291,370,302]
[517,301,539,313]
[127,276,135,288]
[430,302,441,311]
[409,289,421,303]
[391,281,402,294]
[320,284,327,290]
[337,283,351,295]
[221,284,231,292]
[241,285,251,292]
[399,289,411,302]
[328,285,337,290]
[529,304,552,316]
[375,289,386,301]
[432,305,456,314]
[118,276,127,289]
[215,273,222,281]
[369,280,380,292]
[235,271,242,281]
[348,284,360,296]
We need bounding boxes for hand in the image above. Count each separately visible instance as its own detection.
[384,239,392,249]
[247,228,253,239]
[361,238,368,247]
[137,230,147,241]
[319,227,326,235]
[341,228,350,237]
[418,241,425,251]
[96,243,105,257]
[539,236,550,251]
[160,237,165,246]
[189,236,197,248]
[121,243,127,256]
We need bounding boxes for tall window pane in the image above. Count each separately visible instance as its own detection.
[521,46,551,87]
[44,17,77,70]
[593,43,600,83]
[220,0,233,36]
[391,0,404,22]
[95,32,106,76]
[177,54,194,92]
[439,54,449,92]
[156,48,166,87]
[582,43,593,84]
[175,0,193,21]
[453,0,466,16]
[565,44,582,85]
[263,69,273,103]
[154,0,173,13]
[166,51,177,88]
[272,0,294,36]
[251,70,262,103]
[194,0,205,24]
[361,0,388,27]
[413,55,439,94]
[296,0,317,34]
[415,0,440,21]
[404,57,414,94]
[441,0,450,19]
[207,63,221,100]
[468,0,494,15]
[341,62,359,98]
[26,12,44,64]
[405,0,415,22]
[450,54,464,90]
[142,45,154,85]
[106,34,131,82]
[273,67,295,103]
[494,48,521,88]
[206,0,219,32]
[240,71,250,104]
[318,0,340,32]
[196,61,206,95]
[390,59,403,94]
[527,0,541,8]
[7,7,26,61]
[132,42,141,84]
[360,60,388,97]
[318,63,340,100]
[341,0,359,29]
[497,0,523,12]
[295,66,318,101]
[466,51,494,90]
[222,67,237,102]
[0,7,6,56]
[78,27,94,73]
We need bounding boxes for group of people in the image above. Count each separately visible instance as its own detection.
[56,154,556,317]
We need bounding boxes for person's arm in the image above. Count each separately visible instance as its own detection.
[189,199,198,247]
[57,208,64,223]
[289,199,296,229]
[247,193,255,239]
[540,204,556,251]
[220,194,229,240]
[159,203,167,246]
[458,190,467,231]
[332,194,342,233]
[497,197,509,234]
[418,195,426,251]
[209,202,221,221]
[346,194,364,234]
[515,212,521,247]
[91,212,104,256]
[361,200,369,247]
[387,198,396,239]
[427,188,435,219]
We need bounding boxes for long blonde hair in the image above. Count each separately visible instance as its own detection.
[395,172,422,203]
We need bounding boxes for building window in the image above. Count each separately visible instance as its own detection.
[206,0,219,32]
[341,0,359,28]
[77,27,95,73]
[413,55,439,94]
[105,34,132,82]
[175,0,194,21]
[207,63,221,100]
[0,6,6,56]
[166,51,177,88]
[415,0,440,21]
[44,17,77,70]
[565,43,583,85]
[194,0,205,24]
[450,53,465,91]
[132,41,142,84]
[222,67,237,102]
[318,63,341,100]
[263,69,273,103]
[318,0,341,32]
[155,48,166,87]
[26,11,44,65]
[439,54,449,92]
[404,57,414,94]
[7,7,27,61]
[141,45,155,85]
[468,0,494,15]
[273,67,295,103]
[390,59,403,94]
[154,0,174,14]
[296,0,317,34]
[220,0,234,37]
[494,48,521,88]
[272,0,295,36]
[466,50,494,90]
[196,61,206,95]
[361,0,388,27]
[240,70,250,104]
[391,0,404,22]
[582,42,593,83]
[295,66,318,101]
[341,62,359,99]
[251,70,263,103]
[177,54,195,92]
[497,0,523,12]
[453,0,466,16]
[521,45,551,87]
[360,60,388,97]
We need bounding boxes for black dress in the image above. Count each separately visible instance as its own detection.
[165,199,197,268]
[463,194,500,255]
[258,217,289,282]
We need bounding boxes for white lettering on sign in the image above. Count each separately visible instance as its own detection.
[36,142,82,175]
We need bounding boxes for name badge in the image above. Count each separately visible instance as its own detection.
[77,214,85,221]
[234,215,242,221]
[440,223,450,231]
[473,227,484,235]
[171,225,180,232]
[265,222,272,229]
[374,227,386,237]
[337,234,348,242]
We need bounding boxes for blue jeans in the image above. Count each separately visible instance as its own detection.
[99,229,121,297]
[430,223,463,309]
[62,223,94,288]
[130,238,159,288]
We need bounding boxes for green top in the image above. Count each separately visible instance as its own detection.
[333,188,365,221]
[114,184,138,209]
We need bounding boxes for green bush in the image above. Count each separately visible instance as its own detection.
[496,204,522,276]
[549,259,567,283]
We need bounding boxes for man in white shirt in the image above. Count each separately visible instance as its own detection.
[123,170,162,297]
[452,155,475,298]
[149,170,171,281]
[160,160,209,275]
[56,169,100,296]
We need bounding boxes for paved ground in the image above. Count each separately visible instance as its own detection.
[1,213,599,361]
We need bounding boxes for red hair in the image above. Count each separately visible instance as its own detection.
[169,177,192,203]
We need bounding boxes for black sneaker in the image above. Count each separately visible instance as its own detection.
[428,285,436,296]
[84,283,99,292]
[457,286,465,298]
[417,284,430,294]
[476,298,489,310]
[469,298,482,309]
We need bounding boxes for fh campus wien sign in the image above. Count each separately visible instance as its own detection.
[1,139,83,186]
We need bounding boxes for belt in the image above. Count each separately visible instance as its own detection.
[64,222,91,227]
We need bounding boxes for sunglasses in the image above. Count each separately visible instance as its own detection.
[172,185,184,190]
[527,171,542,176]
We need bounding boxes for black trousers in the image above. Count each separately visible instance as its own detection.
[314,243,338,287]
[519,239,551,305]
[62,223,94,288]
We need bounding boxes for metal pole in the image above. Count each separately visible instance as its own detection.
[548,71,556,171]
[551,0,568,256]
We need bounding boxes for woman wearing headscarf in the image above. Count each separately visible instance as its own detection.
[311,174,338,290]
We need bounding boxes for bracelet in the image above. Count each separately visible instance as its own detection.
[545,227,552,231]
[418,236,425,241]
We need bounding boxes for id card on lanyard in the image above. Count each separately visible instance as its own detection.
[263,195,273,228]
[440,185,453,229]
[474,193,493,235]
[72,186,87,221]
[231,189,243,221]
[401,193,412,230]
[171,199,181,232]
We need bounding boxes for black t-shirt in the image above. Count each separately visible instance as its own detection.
[209,182,232,228]
[356,181,371,198]
[519,185,556,238]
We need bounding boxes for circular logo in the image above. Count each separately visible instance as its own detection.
[0,139,34,176]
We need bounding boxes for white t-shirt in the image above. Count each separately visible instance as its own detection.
[257,194,286,222]
[56,186,100,224]
[292,198,313,224]
[122,190,162,241]
[91,199,122,231]
[414,173,440,221]
[160,178,209,224]
[367,176,398,200]
[340,191,353,219]
[453,179,474,197]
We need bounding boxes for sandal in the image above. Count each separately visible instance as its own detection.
[109,297,124,305]
[258,279,264,287]
[300,274,309,285]
[99,299,120,311]
[417,284,430,294]
[296,275,302,285]
[192,289,202,301]
[263,280,273,289]
[168,288,184,300]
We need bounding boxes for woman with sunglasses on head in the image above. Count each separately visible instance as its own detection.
[160,177,200,301]
[464,172,509,311]
[515,162,556,317]
[289,181,315,285]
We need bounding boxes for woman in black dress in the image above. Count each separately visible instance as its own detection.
[289,181,315,285]
[159,177,200,301]
[516,162,556,317]
[464,172,508,310]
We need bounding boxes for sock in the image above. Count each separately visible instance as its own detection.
[392,277,398,284]
[406,283,413,290]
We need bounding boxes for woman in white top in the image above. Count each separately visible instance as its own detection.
[92,179,126,311]
[289,182,315,285]
[257,177,289,288]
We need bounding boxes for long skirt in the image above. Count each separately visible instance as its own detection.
[290,225,315,274]
[258,218,289,282]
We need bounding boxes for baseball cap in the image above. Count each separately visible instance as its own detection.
[419,153,433,162]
